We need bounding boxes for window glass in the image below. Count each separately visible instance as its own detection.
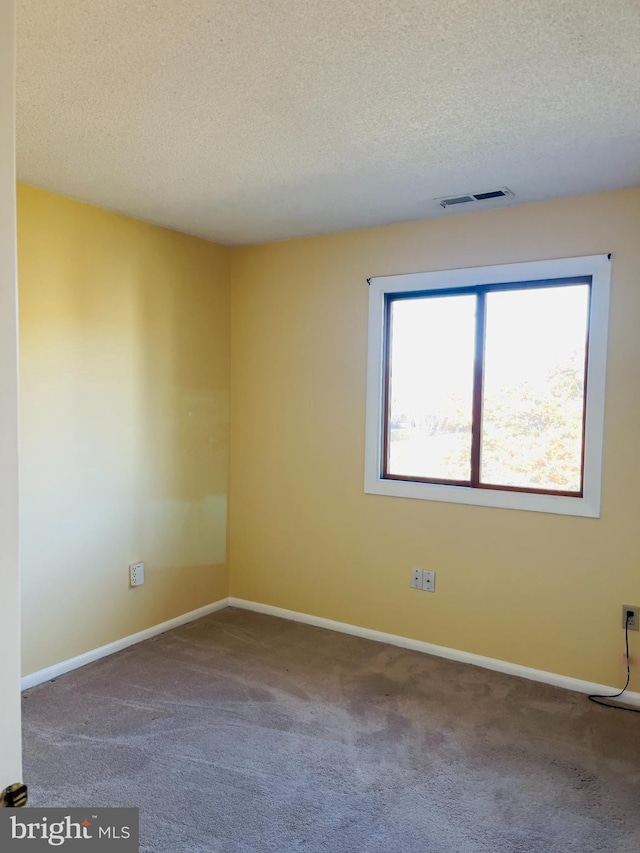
[481,285,589,492]
[387,294,475,482]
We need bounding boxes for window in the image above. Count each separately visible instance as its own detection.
[364,255,611,516]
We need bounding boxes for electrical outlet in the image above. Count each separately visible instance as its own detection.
[622,605,639,631]
[411,568,423,590]
[411,568,436,593]
[129,562,145,587]
[422,570,436,592]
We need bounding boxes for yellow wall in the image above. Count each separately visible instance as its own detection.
[229,188,640,690]
[18,184,230,675]
[18,183,640,690]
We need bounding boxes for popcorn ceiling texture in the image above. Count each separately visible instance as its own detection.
[17,1,640,245]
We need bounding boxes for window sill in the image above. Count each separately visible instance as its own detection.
[364,476,600,517]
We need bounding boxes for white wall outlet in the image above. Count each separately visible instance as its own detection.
[129,562,145,587]
[422,570,436,592]
[622,604,639,631]
[411,568,436,592]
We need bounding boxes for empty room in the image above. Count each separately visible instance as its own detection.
[1,1,640,851]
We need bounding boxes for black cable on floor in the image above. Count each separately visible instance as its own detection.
[588,614,640,714]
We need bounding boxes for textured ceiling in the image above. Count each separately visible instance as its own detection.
[17,1,640,246]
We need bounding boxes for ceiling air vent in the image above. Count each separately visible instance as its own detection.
[438,187,514,209]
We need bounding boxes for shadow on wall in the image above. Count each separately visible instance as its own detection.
[135,239,229,569]
[17,184,230,674]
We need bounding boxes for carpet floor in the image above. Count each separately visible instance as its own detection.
[22,607,640,852]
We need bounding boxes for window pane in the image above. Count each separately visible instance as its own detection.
[481,285,590,492]
[386,294,476,481]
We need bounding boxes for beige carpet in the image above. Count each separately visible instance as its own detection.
[22,607,640,852]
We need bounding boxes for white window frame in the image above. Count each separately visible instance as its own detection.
[364,254,611,517]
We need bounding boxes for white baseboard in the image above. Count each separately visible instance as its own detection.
[21,598,231,690]
[228,597,640,708]
[23,594,640,709]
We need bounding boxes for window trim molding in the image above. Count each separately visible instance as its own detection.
[364,254,612,517]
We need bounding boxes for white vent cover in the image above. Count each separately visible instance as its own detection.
[437,187,515,208]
